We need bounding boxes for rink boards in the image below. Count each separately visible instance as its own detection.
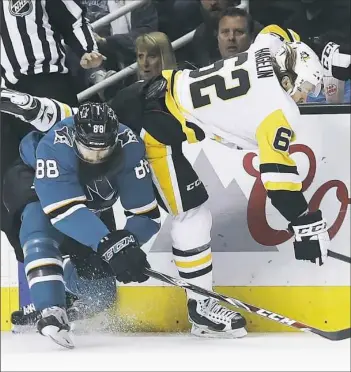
[1,107,350,332]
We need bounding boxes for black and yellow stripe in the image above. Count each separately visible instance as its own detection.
[256,109,302,192]
[172,244,212,280]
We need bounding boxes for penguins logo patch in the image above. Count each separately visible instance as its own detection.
[9,0,33,17]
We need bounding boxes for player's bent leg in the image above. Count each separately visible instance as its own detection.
[63,256,116,322]
[171,203,247,338]
[19,201,74,349]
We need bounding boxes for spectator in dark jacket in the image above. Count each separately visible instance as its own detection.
[217,7,254,59]
[190,0,263,67]
[284,0,350,50]
[284,0,351,103]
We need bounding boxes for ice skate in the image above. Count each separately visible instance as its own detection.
[187,298,247,338]
[37,306,74,349]
[11,303,41,333]
[11,292,78,333]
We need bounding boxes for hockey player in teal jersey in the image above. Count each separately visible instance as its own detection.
[6,102,160,348]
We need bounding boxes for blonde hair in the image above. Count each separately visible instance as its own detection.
[135,32,177,76]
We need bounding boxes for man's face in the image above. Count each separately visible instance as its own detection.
[200,0,231,20]
[217,16,252,58]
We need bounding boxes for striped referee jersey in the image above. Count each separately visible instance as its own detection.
[0,0,97,86]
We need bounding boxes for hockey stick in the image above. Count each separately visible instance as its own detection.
[144,267,350,341]
[328,249,351,264]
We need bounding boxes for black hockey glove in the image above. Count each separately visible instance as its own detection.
[288,210,330,266]
[98,230,150,284]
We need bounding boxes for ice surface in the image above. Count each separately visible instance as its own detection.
[1,332,350,371]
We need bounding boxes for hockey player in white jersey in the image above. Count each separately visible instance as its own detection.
[158,33,329,251]
[0,30,330,339]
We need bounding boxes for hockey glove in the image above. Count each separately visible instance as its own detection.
[288,210,330,266]
[98,230,150,284]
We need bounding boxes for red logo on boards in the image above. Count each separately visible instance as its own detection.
[243,144,350,246]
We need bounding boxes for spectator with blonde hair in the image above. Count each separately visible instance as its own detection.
[135,31,177,80]
[100,31,177,101]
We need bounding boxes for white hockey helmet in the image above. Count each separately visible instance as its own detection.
[274,41,323,97]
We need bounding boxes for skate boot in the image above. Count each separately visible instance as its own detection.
[187,298,247,338]
[0,88,40,121]
[37,306,74,349]
[11,303,41,333]
[11,292,78,333]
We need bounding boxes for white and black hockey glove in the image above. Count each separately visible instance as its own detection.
[288,210,330,266]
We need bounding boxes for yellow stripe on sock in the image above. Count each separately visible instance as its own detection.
[175,253,212,269]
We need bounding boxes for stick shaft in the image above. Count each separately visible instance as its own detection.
[144,267,350,341]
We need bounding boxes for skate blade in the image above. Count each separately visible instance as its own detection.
[41,325,75,349]
[191,324,248,339]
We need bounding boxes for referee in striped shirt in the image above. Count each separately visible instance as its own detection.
[0,0,105,252]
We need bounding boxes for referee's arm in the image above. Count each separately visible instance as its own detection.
[47,0,98,57]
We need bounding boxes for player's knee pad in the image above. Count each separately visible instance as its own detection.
[64,257,116,314]
[23,238,65,310]
[171,204,213,281]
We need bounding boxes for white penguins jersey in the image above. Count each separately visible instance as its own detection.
[162,31,305,194]
[165,33,301,150]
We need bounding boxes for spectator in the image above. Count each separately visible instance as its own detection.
[81,0,158,96]
[81,0,111,37]
[191,0,263,67]
[0,0,101,260]
[99,31,177,102]
[249,0,299,27]
[155,0,202,41]
[217,7,254,59]
[106,31,178,127]
[136,32,177,80]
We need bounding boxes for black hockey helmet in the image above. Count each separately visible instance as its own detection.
[74,102,119,164]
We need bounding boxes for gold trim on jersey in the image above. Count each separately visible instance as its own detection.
[43,195,87,215]
[140,129,183,216]
[62,103,73,119]
[162,70,199,144]
[260,24,301,42]
[127,199,158,215]
[256,109,302,192]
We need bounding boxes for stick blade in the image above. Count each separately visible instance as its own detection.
[312,327,351,341]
